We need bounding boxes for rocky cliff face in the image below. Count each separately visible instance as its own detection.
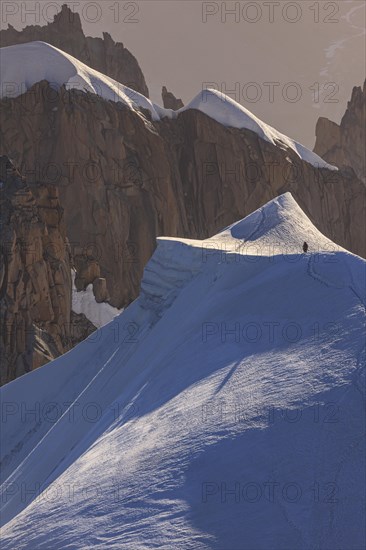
[314,80,366,183]
[1,83,364,321]
[0,157,75,384]
[0,4,149,97]
[0,156,98,386]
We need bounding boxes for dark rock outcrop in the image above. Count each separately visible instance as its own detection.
[93,278,109,303]
[0,4,149,97]
[162,86,184,110]
[314,81,366,183]
[69,311,97,348]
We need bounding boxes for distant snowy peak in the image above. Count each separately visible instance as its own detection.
[0,41,159,119]
[0,41,337,171]
[183,89,338,170]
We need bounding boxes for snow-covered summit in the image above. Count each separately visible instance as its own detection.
[1,194,364,548]
[0,41,159,118]
[0,41,337,170]
[143,193,363,318]
[180,89,337,170]
[161,192,342,256]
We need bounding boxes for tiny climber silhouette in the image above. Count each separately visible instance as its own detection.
[303,241,308,253]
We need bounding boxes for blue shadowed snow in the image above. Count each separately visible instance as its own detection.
[0,193,364,549]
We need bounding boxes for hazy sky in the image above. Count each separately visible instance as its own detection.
[1,0,365,147]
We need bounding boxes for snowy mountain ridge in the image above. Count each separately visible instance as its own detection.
[0,41,337,171]
[0,193,364,549]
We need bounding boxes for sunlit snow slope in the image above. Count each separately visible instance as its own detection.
[0,194,365,549]
[0,41,337,170]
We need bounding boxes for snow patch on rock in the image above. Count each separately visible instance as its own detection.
[71,270,122,328]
